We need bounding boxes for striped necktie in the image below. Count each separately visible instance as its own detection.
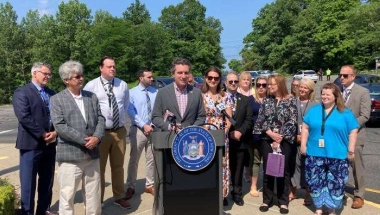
[343,88,351,103]
[109,83,119,129]
[146,88,152,122]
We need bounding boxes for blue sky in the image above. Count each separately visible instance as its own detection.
[2,0,274,68]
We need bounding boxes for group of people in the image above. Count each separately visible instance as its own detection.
[13,56,370,215]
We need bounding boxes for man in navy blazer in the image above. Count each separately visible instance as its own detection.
[12,62,58,215]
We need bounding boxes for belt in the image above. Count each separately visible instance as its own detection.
[105,126,124,132]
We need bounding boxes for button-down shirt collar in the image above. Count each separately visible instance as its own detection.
[173,83,188,117]
[67,89,86,123]
[343,82,354,92]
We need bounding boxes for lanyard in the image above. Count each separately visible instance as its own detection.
[100,78,114,109]
[321,104,335,136]
[299,100,309,118]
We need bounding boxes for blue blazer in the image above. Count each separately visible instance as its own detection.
[13,82,56,150]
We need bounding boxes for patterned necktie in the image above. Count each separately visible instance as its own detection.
[343,89,351,103]
[40,88,51,120]
[146,88,152,122]
[109,83,119,129]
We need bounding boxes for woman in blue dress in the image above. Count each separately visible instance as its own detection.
[301,83,359,215]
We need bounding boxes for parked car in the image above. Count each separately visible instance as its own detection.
[362,84,380,123]
[293,70,318,83]
[151,77,174,89]
[258,70,275,78]
[248,71,260,83]
[194,76,204,89]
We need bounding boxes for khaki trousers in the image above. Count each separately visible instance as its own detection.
[100,127,127,201]
[58,159,101,215]
[126,126,155,189]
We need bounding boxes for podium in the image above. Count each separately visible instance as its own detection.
[151,129,225,215]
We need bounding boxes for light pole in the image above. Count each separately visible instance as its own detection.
[376,57,379,75]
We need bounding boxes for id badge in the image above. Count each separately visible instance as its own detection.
[107,111,113,120]
[318,138,325,148]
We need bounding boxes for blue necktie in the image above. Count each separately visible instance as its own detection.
[40,88,50,119]
[146,88,152,122]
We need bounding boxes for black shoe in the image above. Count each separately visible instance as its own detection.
[259,204,269,212]
[280,207,289,214]
[232,195,244,206]
[223,198,228,206]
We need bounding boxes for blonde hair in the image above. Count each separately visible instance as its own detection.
[299,78,316,102]
[253,76,268,101]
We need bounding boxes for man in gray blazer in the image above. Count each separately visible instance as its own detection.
[152,58,206,131]
[340,65,371,209]
[51,60,105,214]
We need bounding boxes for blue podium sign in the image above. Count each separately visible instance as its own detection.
[171,126,217,171]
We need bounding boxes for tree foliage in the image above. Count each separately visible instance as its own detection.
[241,0,379,74]
[0,0,225,104]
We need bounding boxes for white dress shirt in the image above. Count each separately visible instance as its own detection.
[68,90,86,123]
[84,76,129,129]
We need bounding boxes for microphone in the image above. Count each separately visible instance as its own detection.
[215,102,236,126]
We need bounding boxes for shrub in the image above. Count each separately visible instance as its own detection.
[0,178,15,215]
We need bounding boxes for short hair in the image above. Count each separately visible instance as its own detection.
[201,66,224,96]
[170,58,191,74]
[299,78,316,102]
[30,62,52,76]
[99,56,115,67]
[225,71,239,81]
[340,65,356,75]
[268,74,289,97]
[253,76,268,101]
[136,67,151,78]
[321,83,345,112]
[58,60,84,82]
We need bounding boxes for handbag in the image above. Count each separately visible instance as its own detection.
[265,150,285,177]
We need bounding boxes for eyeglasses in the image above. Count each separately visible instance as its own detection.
[228,80,239,85]
[268,83,277,86]
[339,74,353,78]
[71,74,83,79]
[256,83,267,88]
[206,76,220,81]
[291,84,300,87]
[38,71,53,78]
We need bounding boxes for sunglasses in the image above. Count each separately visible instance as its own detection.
[71,74,83,79]
[256,83,267,88]
[339,74,352,78]
[206,76,220,81]
[228,80,239,85]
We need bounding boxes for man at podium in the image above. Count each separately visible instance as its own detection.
[152,58,206,131]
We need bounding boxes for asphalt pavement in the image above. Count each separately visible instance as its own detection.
[1,75,379,214]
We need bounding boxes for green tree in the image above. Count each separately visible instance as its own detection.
[159,0,225,75]
[122,0,151,25]
[0,2,23,104]
[228,59,244,72]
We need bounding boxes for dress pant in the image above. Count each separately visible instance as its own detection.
[229,146,246,196]
[100,126,127,201]
[58,159,101,215]
[352,145,365,198]
[126,125,155,189]
[19,145,56,215]
[261,139,292,206]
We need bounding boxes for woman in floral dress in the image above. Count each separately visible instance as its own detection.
[201,66,232,206]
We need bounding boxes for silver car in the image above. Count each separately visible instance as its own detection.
[293,70,318,83]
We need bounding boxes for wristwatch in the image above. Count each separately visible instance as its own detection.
[348,150,355,155]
